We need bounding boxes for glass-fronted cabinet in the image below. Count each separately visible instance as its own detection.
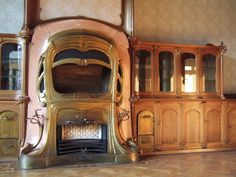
[159,51,174,92]
[0,35,25,158]
[181,53,197,93]
[131,40,222,99]
[202,54,216,93]
[134,49,153,95]
[1,43,22,90]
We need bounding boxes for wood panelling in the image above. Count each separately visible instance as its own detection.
[135,100,236,153]
[204,102,222,148]
[162,109,178,144]
[157,102,180,150]
[137,110,154,135]
[183,103,201,149]
[0,101,22,157]
[228,109,236,145]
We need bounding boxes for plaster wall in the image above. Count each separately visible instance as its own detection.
[0,0,24,34]
[134,0,236,93]
[40,0,122,26]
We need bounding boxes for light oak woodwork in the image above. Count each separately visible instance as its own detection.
[131,39,236,153]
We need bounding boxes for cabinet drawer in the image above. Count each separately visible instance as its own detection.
[138,135,154,151]
[0,139,18,156]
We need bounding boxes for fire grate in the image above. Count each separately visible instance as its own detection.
[57,124,107,155]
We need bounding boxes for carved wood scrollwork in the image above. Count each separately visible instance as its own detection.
[0,111,17,120]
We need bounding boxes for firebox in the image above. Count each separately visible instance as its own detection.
[20,21,138,169]
[57,123,107,155]
[56,109,108,155]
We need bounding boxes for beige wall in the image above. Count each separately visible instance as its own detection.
[40,0,122,26]
[134,0,236,93]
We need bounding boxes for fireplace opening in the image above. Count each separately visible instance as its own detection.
[57,123,107,155]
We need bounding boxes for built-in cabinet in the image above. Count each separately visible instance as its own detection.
[131,40,236,153]
[134,100,236,152]
[0,35,26,157]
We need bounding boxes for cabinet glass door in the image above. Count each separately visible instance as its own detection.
[0,43,22,90]
[135,50,152,93]
[159,51,174,92]
[203,54,216,93]
[181,53,196,93]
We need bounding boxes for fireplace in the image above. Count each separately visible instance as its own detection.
[20,19,137,169]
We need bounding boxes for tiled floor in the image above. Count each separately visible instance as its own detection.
[1,151,236,177]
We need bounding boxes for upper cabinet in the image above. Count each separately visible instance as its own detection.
[0,35,25,99]
[131,40,223,99]
[134,47,154,96]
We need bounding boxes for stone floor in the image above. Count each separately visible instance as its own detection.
[1,151,236,177]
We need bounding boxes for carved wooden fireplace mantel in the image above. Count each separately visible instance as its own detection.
[20,19,138,169]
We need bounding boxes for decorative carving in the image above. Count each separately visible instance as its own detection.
[219,41,227,54]
[129,95,140,104]
[37,55,47,107]
[201,142,207,149]
[0,139,16,155]
[118,108,132,145]
[0,111,17,120]
[16,95,30,105]
[118,108,130,123]
[19,27,31,41]
[180,143,185,150]
[22,109,45,154]
[175,48,181,56]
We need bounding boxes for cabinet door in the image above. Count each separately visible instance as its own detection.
[0,42,23,98]
[0,101,22,157]
[228,109,236,145]
[158,51,175,93]
[134,49,154,96]
[182,102,202,149]
[181,53,197,94]
[137,110,154,151]
[158,102,180,150]
[205,102,221,148]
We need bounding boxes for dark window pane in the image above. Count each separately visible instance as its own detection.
[1,43,22,90]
